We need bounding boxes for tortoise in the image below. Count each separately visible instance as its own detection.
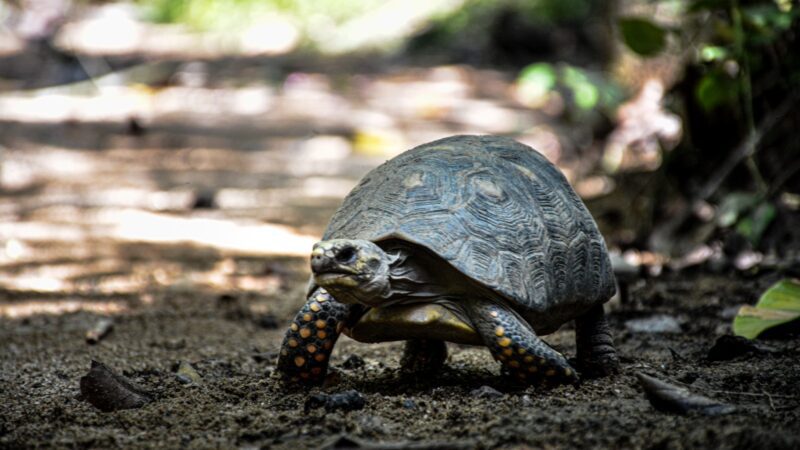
[277,135,619,386]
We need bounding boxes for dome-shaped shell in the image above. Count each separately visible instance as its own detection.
[323,135,615,332]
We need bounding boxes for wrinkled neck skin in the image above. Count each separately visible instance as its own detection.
[323,243,458,308]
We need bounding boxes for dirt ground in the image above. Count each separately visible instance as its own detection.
[2,250,799,449]
[1,60,799,450]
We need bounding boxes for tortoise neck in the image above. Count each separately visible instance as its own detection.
[382,244,459,301]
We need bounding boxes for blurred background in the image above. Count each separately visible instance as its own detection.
[0,0,797,312]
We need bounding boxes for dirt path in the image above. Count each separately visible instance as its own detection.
[1,61,798,449]
[2,262,799,448]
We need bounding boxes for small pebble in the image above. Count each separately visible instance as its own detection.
[707,335,773,361]
[470,385,503,399]
[305,390,366,413]
[341,354,365,370]
[402,399,417,409]
[176,361,202,384]
[625,315,682,333]
[520,394,534,407]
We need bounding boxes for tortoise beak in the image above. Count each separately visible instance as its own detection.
[310,242,358,275]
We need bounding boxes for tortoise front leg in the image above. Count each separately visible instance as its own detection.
[575,304,619,378]
[277,288,354,385]
[465,300,578,386]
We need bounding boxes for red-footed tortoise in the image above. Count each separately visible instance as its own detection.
[277,135,619,386]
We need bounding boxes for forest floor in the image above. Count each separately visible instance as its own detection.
[1,56,799,449]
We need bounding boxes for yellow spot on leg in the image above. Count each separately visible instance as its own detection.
[303,313,312,322]
[517,348,526,355]
[315,320,327,329]
[310,302,321,312]
[503,348,513,357]
[509,360,520,368]
[300,328,311,339]
[494,326,504,337]
[490,311,499,318]
[290,323,299,331]
[497,337,511,347]
[306,344,317,353]
[317,330,328,339]
[315,353,326,362]
[315,295,327,303]
[546,369,557,377]
[563,368,572,377]
[294,356,305,367]
[288,338,298,348]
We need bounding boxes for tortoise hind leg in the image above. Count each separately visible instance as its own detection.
[465,300,578,386]
[400,339,447,374]
[575,304,620,378]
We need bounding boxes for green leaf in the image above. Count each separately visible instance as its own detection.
[700,45,728,62]
[717,192,760,227]
[733,279,800,339]
[695,71,738,112]
[618,17,667,56]
[562,66,599,110]
[736,202,776,245]
[517,63,557,102]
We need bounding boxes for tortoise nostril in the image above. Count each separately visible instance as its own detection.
[335,247,356,264]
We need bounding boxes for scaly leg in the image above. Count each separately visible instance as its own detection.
[575,304,619,377]
[276,288,356,385]
[400,339,447,374]
[465,300,578,385]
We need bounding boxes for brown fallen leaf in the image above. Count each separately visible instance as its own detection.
[79,360,152,412]
[636,372,735,416]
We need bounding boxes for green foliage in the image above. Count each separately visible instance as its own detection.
[138,0,401,31]
[716,192,776,245]
[517,63,557,101]
[735,202,775,245]
[405,0,597,56]
[695,69,739,112]
[618,17,667,57]
[733,279,800,339]
[562,66,600,110]
[516,62,622,113]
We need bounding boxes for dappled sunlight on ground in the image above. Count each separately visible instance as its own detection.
[0,51,626,321]
[0,298,127,319]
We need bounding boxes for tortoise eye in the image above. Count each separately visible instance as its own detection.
[335,247,357,264]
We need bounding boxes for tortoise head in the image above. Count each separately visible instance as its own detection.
[310,239,393,306]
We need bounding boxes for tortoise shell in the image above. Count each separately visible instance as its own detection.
[323,135,615,333]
